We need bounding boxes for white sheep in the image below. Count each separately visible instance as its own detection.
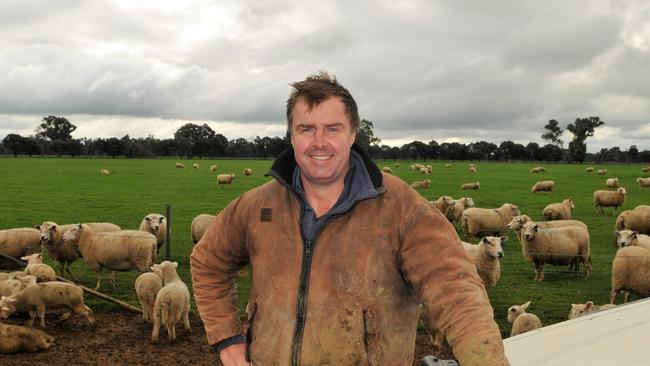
[0,275,37,297]
[63,224,157,291]
[637,177,650,188]
[209,164,218,172]
[19,253,56,282]
[191,213,216,244]
[461,203,520,240]
[543,198,575,220]
[382,166,393,174]
[462,236,506,287]
[410,179,430,189]
[100,168,111,176]
[568,301,616,320]
[585,167,594,173]
[610,246,650,303]
[606,177,619,189]
[615,205,650,234]
[217,173,235,187]
[243,168,252,176]
[460,182,480,190]
[175,162,185,169]
[135,271,163,322]
[0,228,41,267]
[469,166,477,173]
[0,322,54,354]
[139,213,168,255]
[530,167,546,173]
[445,163,452,168]
[530,180,555,193]
[507,215,588,256]
[507,301,542,337]
[520,221,591,282]
[0,282,95,327]
[430,196,455,215]
[642,167,650,173]
[594,187,627,214]
[615,230,650,250]
[192,163,199,170]
[445,197,474,227]
[597,168,607,175]
[151,261,190,343]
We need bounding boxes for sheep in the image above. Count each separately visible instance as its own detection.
[610,246,650,303]
[192,163,199,170]
[585,167,594,173]
[426,165,433,174]
[243,168,252,176]
[0,275,37,297]
[0,281,95,328]
[520,221,591,282]
[19,253,56,282]
[217,173,235,187]
[445,163,452,168]
[100,168,111,176]
[63,224,157,291]
[469,166,477,173]
[382,166,393,174]
[597,168,607,175]
[430,196,455,215]
[410,179,430,189]
[568,301,616,320]
[139,213,168,254]
[175,162,185,169]
[637,177,650,188]
[530,180,555,193]
[445,197,474,227]
[543,198,575,221]
[642,167,650,173]
[209,164,218,172]
[615,205,650,234]
[469,163,477,168]
[530,167,546,173]
[419,166,429,175]
[0,228,41,269]
[0,322,54,354]
[462,236,506,288]
[594,187,627,214]
[394,163,399,167]
[507,215,588,254]
[606,177,619,189]
[615,230,650,250]
[135,271,163,322]
[507,301,542,337]
[151,261,191,343]
[461,203,520,240]
[191,213,216,244]
[460,182,480,190]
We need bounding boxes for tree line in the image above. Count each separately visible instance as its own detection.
[1,115,648,163]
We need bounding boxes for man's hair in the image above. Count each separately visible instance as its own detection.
[286,71,360,134]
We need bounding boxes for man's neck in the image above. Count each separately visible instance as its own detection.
[301,178,346,218]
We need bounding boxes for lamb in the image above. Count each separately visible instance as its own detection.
[445,163,452,168]
[615,205,650,234]
[135,271,163,322]
[243,168,252,176]
[606,177,619,189]
[175,162,185,169]
[610,246,650,303]
[520,221,591,282]
[217,173,235,187]
[0,228,41,268]
[419,166,429,175]
[139,214,168,254]
[598,168,607,175]
[209,164,218,172]
[191,214,216,244]
[63,224,157,291]
[530,180,555,193]
[100,168,111,176]
[568,301,616,320]
[460,182,480,190]
[462,236,506,288]
[19,253,56,282]
[151,261,191,343]
[594,187,627,214]
[469,166,477,173]
[382,167,393,174]
[0,275,37,297]
[543,198,575,220]
[462,203,520,240]
[615,230,650,250]
[507,301,542,337]
[0,322,54,354]
[410,179,430,189]
[530,167,546,173]
[192,163,199,170]
[445,197,474,227]
[430,196,455,215]
[637,177,650,188]
[585,167,594,173]
[0,281,95,327]
[642,167,650,173]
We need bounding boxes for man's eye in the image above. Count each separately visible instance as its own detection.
[327,127,338,133]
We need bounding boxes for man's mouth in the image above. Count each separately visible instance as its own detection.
[310,154,333,161]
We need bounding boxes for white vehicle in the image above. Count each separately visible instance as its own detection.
[504,298,650,366]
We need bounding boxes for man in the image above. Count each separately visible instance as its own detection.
[190,71,510,365]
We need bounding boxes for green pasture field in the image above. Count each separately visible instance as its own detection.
[1,157,649,338]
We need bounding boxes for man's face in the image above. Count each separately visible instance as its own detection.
[290,96,356,188]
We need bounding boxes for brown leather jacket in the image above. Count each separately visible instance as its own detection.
[190,148,509,365]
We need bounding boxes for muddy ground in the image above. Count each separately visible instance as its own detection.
[4,310,438,365]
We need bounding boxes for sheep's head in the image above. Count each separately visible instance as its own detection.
[618,187,628,195]
[0,296,17,319]
[481,236,506,259]
[521,222,538,241]
[507,215,528,231]
[144,215,165,232]
[462,197,474,207]
[615,230,637,248]
[62,224,83,241]
[38,223,58,244]
[568,301,594,320]
[20,253,43,264]
[507,301,531,323]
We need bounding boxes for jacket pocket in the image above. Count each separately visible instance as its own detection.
[362,310,378,366]
[245,302,258,363]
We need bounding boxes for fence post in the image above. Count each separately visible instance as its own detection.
[165,203,171,260]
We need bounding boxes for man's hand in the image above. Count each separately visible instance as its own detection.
[219,343,251,366]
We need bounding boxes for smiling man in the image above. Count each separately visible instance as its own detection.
[190,71,510,366]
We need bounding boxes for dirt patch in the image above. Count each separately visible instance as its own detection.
[4,310,438,365]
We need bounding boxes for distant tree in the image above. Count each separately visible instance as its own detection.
[355,119,381,152]
[267,136,289,158]
[566,116,604,163]
[104,137,123,158]
[541,144,564,162]
[498,141,526,161]
[207,133,229,157]
[36,116,76,141]
[525,142,543,161]
[174,123,216,158]
[427,140,439,160]
[2,134,25,156]
[400,141,429,160]
[439,142,469,160]
[67,139,82,157]
[542,119,564,149]
[22,137,41,157]
[49,139,67,156]
[227,138,255,157]
[468,141,498,161]
[254,136,272,159]
[628,145,639,163]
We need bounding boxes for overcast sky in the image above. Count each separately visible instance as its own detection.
[1,0,649,152]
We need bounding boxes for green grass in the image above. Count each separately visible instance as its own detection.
[1,157,649,337]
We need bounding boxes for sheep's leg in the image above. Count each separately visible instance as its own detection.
[80,305,96,325]
[584,257,592,279]
[183,306,191,332]
[535,260,545,282]
[610,289,617,304]
[109,270,120,289]
[151,318,161,344]
[28,310,37,327]
[58,261,66,278]
[624,291,630,303]
[57,311,73,323]
[94,269,102,291]
[37,304,46,328]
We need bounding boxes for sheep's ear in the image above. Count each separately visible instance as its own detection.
[35,225,41,230]
[145,217,151,222]
[500,236,508,244]
[20,256,27,261]
[76,223,83,229]
[533,225,539,231]
[159,217,164,224]
[172,262,178,269]
[585,301,594,311]
[632,232,638,239]
[522,301,531,309]
[481,237,488,244]
[49,226,57,232]
[615,231,621,238]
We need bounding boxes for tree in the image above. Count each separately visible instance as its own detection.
[400,141,429,160]
[36,116,77,141]
[566,116,604,163]
[2,134,25,157]
[174,123,216,158]
[355,119,381,152]
[541,119,564,149]
[628,145,639,163]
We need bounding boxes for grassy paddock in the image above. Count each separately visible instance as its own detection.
[1,157,649,337]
